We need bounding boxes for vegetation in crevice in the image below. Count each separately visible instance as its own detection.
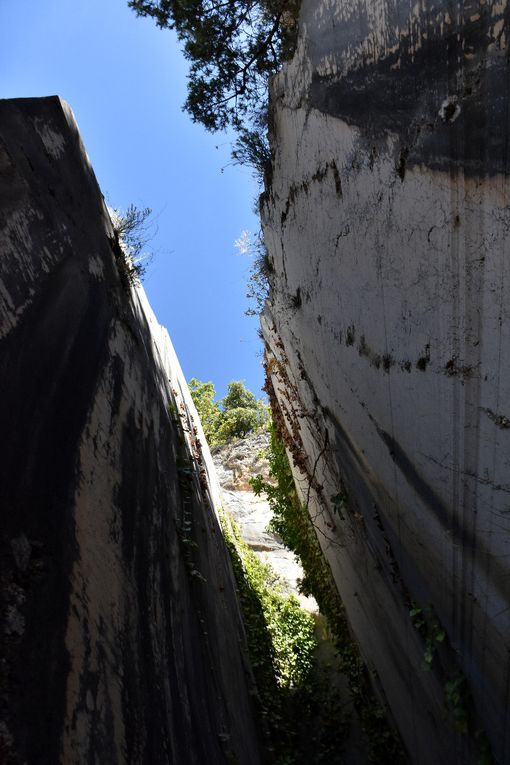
[109,204,154,287]
[408,601,494,764]
[251,422,406,763]
[219,510,349,764]
[241,230,273,317]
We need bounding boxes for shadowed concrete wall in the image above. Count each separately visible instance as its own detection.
[0,96,262,765]
[261,2,510,763]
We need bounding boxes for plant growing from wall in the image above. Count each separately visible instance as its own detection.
[109,204,154,286]
[408,602,446,669]
[242,231,273,316]
[219,510,349,764]
[251,422,406,763]
[408,601,495,762]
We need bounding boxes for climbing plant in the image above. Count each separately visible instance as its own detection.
[220,511,349,764]
[128,0,301,179]
[109,204,154,286]
[251,422,406,763]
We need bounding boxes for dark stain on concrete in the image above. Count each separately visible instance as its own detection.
[416,345,431,372]
[345,325,356,346]
[375,426,450,532]
[396,147,409,181]
[484,408,510,430]
[309,4,510,177]
[445,358,474,378]
[0,99,116,762]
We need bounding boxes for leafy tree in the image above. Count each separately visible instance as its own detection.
[217,380,269,440]
[188,378,269,444]
[188,377,221,442]
[243,232,272,316]
[222,380,258,410]
[128,0,300,136]
[216,406,261,441]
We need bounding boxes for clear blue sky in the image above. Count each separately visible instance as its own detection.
[0,0,265,399]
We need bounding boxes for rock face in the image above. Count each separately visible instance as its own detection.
[212,432,317,610]
[0,97,262,765]
[262,3,510,764]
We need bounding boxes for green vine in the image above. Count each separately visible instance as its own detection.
[220,510,350,764]
[409,602,446,668]
[251,422,405,763]
[408,602,494,763]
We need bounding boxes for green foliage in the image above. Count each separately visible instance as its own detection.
[444,673,470,734]
[222,380,258,409]
[189,378,269,444]
[240,231,272,316]
[231,112,272,184]
[251,422,405,763]
[409,604,494,762]
[109,203,153,284]
[442,674,495,763]
[128,1,300,181]
[220,511,348,763]
[267,591,316,688]
[409,602,446,668]
[215,406,262,441]
[188,378,221,443]
[129,1,299,132]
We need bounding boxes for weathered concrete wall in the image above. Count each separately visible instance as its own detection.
[0,96,262,764]
[261,2,510,763]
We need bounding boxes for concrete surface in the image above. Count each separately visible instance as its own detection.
[0,96,262,765]
[261,2,510,763]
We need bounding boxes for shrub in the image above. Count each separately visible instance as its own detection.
[241,231,272,316]
[189,378,269,444]
[109,204,154,285]
[188,378,221,443]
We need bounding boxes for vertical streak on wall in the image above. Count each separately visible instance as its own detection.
[261,1,510,763]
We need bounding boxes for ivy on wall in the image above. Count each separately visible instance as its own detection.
[251,422,406,763]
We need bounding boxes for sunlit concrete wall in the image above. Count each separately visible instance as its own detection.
[262,2,510,762]
[0,96,262,765]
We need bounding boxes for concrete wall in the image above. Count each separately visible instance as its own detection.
[0,96,262,765]
[261,2,510,763]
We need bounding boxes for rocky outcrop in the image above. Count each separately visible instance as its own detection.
[212,432,271,493]
[0,97,262,764]
[262,3,510,763]
[212,432,316,610]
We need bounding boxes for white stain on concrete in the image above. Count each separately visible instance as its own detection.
[34,118,66,159]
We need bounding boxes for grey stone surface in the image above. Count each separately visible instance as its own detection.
[212,433,317,611]
[261,2,510,763]
[0,96,262,765]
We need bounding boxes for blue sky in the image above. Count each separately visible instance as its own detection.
[0,0,264,399]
